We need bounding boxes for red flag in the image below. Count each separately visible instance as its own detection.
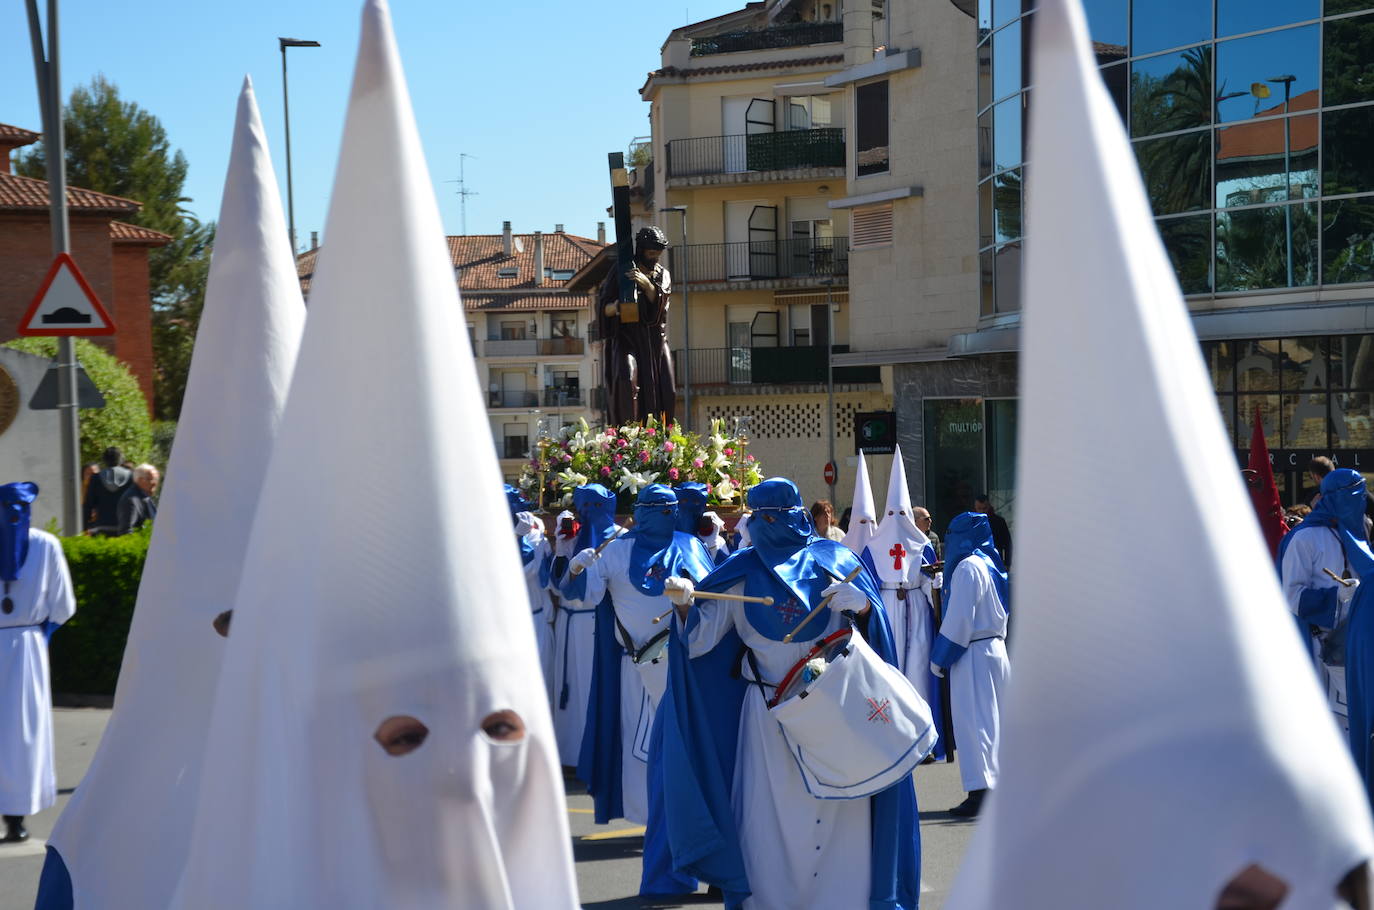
[1245,407,1288,559]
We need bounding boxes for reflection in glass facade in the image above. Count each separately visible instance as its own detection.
[977,1,1374,314]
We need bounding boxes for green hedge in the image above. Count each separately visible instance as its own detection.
[49,530,151,695]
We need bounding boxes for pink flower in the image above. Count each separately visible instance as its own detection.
[600,466,612,477]
[618,438,629,448]
[692,457,704,468]
[645,427,657,437]
[614,453,625,464]
[706,483,714,494]
[745,454,756,463]
[563,452,573,462]
[638,450,651,463]
[663,441,676,452]
[724,447,735,456]
[668,467,680,480]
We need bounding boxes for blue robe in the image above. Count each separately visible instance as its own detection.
[661,540,923,909]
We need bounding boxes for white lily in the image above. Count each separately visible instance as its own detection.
[714,475,739,502]
[618,469,659,494]
[709,450,731,471]
[556,469,589,489]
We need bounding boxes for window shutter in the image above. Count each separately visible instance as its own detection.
[851,203,893,248]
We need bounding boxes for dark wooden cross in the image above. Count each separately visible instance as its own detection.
[890,542,907,571]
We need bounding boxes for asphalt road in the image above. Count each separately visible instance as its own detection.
[0,708,976,909]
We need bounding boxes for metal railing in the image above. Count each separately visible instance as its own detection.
[541,387,584,407]
[484,338,538,357]
[668,236,848,283]
[539,336,584,356]
[667,128,844,177]
[673,345,880,385]
[489,390,538,408]
[690,21,843,56]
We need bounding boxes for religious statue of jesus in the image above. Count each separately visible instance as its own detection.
[596,225,677,426]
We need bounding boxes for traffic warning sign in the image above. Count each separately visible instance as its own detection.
[17,253,116,336]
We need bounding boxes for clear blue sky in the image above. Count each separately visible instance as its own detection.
[0,0,742,246]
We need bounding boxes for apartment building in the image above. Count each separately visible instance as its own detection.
[298,223,604,483]
[639,0,892,504]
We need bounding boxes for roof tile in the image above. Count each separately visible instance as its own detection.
[0,172,141,214]
[109,220,173,245]
[0,124,40,146]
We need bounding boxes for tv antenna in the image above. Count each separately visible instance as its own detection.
[445,153,479,234]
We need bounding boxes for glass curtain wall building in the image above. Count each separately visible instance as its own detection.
[978,0,1374,312]
[973,0,1374,503]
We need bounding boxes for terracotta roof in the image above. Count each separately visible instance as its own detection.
[462,293,592,312]
[1216,90,1320,162]
[644,52,843,86]
[449,231,601,290]
[0,172,141,214]
[0,124,40,147]
[109,220,172,245]
[295,231,603,298]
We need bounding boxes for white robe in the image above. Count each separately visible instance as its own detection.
[0,530,76,815]
[546,552,596,767]
[684,587,871,910]
[866,541,942,704]
[939,557,1009,793]
[562,538,672,825]
[1280,524,1349,730]
[521,533,556,699]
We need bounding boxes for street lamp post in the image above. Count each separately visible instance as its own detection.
[279,37,321,255]
[1268,75,1296,288]
[662,206,690,430]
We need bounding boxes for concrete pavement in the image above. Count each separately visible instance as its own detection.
[0,708,976,909]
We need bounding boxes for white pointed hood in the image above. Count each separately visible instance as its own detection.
[864,446,928,583]
[174,4,577,907]
[946,2,1374,907]
[45,76,304,908]
[840,449,878,553]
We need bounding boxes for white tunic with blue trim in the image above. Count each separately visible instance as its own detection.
[938,557,1009,793]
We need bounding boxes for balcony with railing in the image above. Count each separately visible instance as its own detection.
[482,336,586,357]
[673,345,881,386]
[489,390,539,409]
[689,21,843,56]
[541,386,585,407]
[668,236,848,286]
[666,128,844,180]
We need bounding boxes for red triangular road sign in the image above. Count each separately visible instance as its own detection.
[18,252,116,336]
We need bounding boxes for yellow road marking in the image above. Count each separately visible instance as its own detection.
[567,807,593,814]
[580,825,647,841]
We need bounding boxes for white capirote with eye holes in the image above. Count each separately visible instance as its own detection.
[172,1,578,907]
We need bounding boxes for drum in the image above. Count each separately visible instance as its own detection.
[632,628,670,665]
[768,626,937,799]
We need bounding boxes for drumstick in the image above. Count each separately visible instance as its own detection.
[782,565,865,644]
[651,588,775,624]
[568,519,634,577]
[1324,567,1356,587]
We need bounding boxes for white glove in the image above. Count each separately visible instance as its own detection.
[930,661,945,679]
[1339,577,1361,605]
[570,548,599,574]
[930,570,943,591]
[821,580,869,613]
[665,577,695,606]
[515,511,535,537]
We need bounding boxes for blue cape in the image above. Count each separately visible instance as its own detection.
[662,540,921,909]
[1278,469,1374,632]
[571,502,715,825]
[0,482,37,582]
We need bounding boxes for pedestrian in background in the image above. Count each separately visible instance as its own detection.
[83,447,131,536]
[116,464,159,535]
[974,493,1013,568]
[810,499,845,542]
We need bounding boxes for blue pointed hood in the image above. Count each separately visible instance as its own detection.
[624,485,713,595]
[0,482,37,582]
[944,511,1010,610]
[573,483,619,549]
[675,482,709,534]
[504,483,531,527]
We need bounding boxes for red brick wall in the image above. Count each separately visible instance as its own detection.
[112,243,155,410]
[0,211,157,413]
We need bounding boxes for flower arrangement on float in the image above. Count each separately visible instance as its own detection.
[519,415,762,512]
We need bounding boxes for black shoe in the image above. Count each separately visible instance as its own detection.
[2,815,27,843]
[949,789,986,817]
